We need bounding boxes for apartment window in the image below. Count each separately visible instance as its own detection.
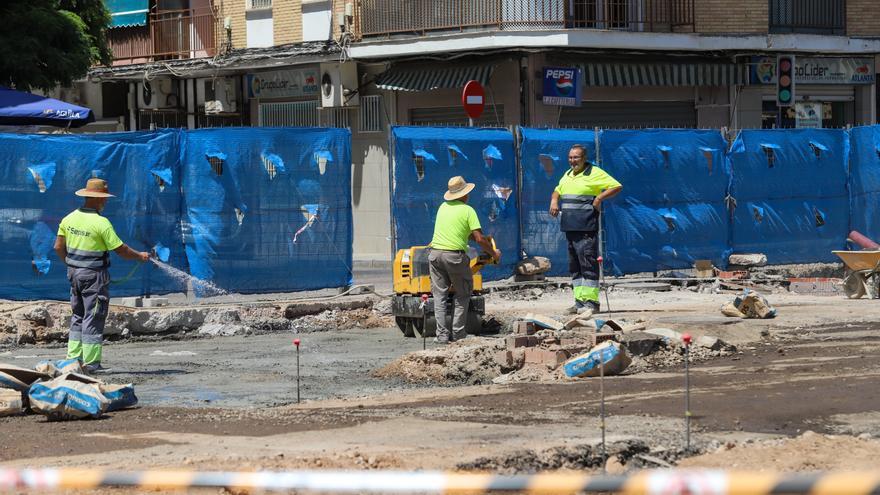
[246,0,272,10]
[769,0,845,35]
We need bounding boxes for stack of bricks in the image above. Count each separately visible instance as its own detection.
[495,321,618,370]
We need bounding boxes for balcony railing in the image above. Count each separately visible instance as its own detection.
[357,0,695,38]
[769,0,845,35]
[108,9,218,65]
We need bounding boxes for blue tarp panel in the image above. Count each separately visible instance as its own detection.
[391,126,520,281]
[181,127,352,295]
[599,129,731,274]
[849,126,880,240]
[0,131,185,300]
[728,129,849,263]
[518,127,598,276]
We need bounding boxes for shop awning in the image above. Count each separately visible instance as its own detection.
[105,0,149,28]
[582,63,749,87]
[375,64,495,92]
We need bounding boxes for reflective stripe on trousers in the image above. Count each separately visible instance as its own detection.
[566,231,600,306]
[66,267,110,365]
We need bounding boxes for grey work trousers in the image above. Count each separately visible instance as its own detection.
[67,266,110,363]
[428,249,473,342]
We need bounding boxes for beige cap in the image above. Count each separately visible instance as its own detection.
[75,178,115,198]
[444,176,476,201]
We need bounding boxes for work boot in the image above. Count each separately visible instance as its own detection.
[82,363,110,374]
[432,337,450,345]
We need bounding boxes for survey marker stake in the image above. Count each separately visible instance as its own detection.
[294,338,301,404]
[682,333,692,452]
[598,339,607,471]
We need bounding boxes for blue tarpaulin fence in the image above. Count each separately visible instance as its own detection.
[0,128,352,300]
[849,126,880,242]
[390,126,520,281]
[599,129,731,275]
[728,129,849,264]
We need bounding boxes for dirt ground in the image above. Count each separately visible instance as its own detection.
[4,279,880,476]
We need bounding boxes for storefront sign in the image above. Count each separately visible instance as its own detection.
[246,68,320,99]
[752,57,875,85]
[795,102,823,129]
[542,67,582,106]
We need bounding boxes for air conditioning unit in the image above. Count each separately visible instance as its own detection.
[319,62,358,108]
[205,78,238,114]
[139,78,176,110]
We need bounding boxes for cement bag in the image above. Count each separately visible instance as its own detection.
[28,373,109,420]
[100,383,138,412]
[563,341,631,378]
[0,364,51,392]
[0,388,24,417]
[35,358,84,377]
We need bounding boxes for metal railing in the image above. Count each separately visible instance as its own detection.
[357,0,694,37]
[108,9,218,65]
[769,0,846,35]
[246,0,273,10]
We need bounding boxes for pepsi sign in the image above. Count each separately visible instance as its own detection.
[543,67,582,107]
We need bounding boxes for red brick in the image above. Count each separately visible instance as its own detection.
[513,321,536,335]
[591,332,617,347]
[546,350,570,368]
[524,347,544,364]
[527,336,540,347]
[495,350,514,367]
[506,335,528,350]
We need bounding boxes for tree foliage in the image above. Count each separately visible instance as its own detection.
[0,0,111,91]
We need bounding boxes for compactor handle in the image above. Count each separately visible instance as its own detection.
[476,237,499,266]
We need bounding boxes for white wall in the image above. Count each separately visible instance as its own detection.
[302,0,332,41]
[246,9,274,48]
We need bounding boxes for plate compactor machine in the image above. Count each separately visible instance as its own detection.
[391,241,497,338]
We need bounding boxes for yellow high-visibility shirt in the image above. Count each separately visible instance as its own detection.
[431,200,481,251]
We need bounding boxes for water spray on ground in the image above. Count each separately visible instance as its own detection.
[149,258,228,296]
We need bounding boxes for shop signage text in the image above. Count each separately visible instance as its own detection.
[246,68,320,99]
[752,57,875,85]
[542,67,582,106]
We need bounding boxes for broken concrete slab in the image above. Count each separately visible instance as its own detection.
[697,335,736,352]
[522,313,564,331]
[620,332,662,357]
[564,315,592,330]
[284,299,372,319]
[654,315,742,326]
[516,257,551,276]
[729,253,768,267]
[118,297,169,308]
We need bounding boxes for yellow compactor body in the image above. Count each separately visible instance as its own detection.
[391,245,494,338]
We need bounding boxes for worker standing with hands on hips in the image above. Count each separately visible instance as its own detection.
[54,178,151,374]
[429,176,501,344]
[549,145,622,316]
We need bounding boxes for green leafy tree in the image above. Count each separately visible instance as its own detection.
[0,0,111,91]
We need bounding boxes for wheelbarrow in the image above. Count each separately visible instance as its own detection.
[832,250,880,299]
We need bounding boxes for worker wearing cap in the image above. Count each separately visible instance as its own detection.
[549,145,622,316]
[53,178,150,373]
[429,176,501,344]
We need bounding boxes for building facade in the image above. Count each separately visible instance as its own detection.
[83,0,880,263]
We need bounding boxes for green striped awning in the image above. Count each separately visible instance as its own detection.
[582,63,750,87]
[375,64,495,92]
[105,0,149,28]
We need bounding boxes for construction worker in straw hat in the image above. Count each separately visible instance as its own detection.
[53,178,150,374]
[549,144,622,316]
[429,176,501,344]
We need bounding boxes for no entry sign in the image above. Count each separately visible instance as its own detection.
[461,80,485,120]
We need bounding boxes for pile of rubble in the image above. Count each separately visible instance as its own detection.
[0,298,395,348]
[374,313,737,385]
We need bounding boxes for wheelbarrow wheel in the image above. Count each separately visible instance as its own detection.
[844,270,867,299]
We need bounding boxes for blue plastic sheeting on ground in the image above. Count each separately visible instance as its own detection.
[0,131,185,300]
[599,129,731,275]
[518,128,598,276]
[728,129,849,264]
[849,126,880,240]
[391,127,520,281]
[181,127,352,295]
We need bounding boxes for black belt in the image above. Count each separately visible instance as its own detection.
[431,248,465,253]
